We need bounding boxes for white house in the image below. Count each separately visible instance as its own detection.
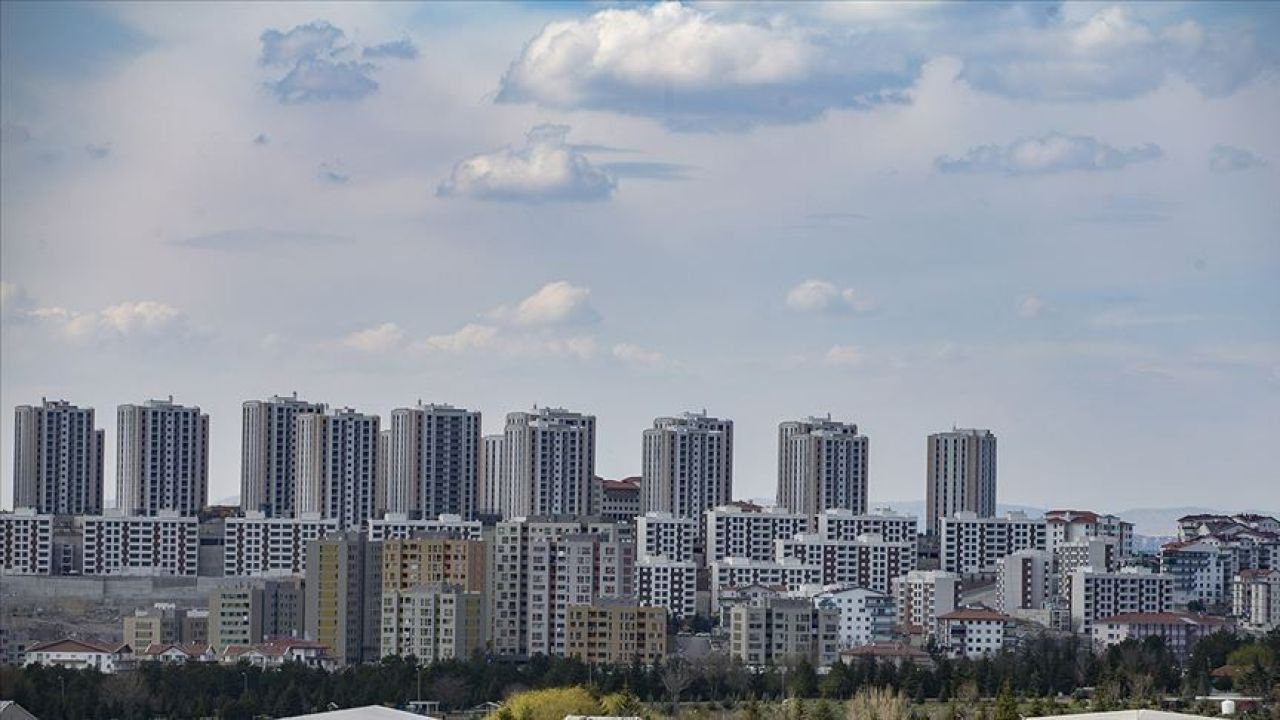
[936,608,1012,659]
[23,638,132,673]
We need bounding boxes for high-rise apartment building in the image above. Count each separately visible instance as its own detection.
[500,407,595,518]
[490,518,632,658]
[117,398,209,516]
[777,417,868,517]
[641,412,733,519]
[240,393,326,518]
[0,509,54,575]
[295,408,381,530]
[728,596,840,668]
[893,570,961,638]
[13,399,104,515]
[381,536,486,593]
[479,435,503,515]
[304,532,382,665]
[926,428,997,535]
[387,404,482,519]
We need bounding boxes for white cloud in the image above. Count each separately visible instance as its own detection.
[496,2,914,129]
[22,299,186,343]
[785,280,876,314]
[824,344,863,366]
[959,5,1273,101]
[1017,294,1046,319]
[936,134,1163,175]
[438,125,616,203]
[258,21,388,103]
[491,281,599,327]
[341,322,404,352]
[1209,145,1266,173]
[612,343,667,367]
[413,323,499,353]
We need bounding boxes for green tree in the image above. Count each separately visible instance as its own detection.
[993,682,1018,720]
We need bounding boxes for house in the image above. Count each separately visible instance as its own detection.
[136,642,217,663]
[1090,611,1230,662]
[22,638,133,673]
[839,643,934,668]
[221,638,334,670]
[936,608,1012,659]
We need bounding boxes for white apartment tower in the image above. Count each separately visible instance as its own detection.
[116,398,209,516]
[641,411,733,519]
[240,393,326,518]
[926,428,997,535]
[387,404,482,519]
[294,408,381,530]
[13,399,105,515]
[777,417,869,517]
[500,407,595,518]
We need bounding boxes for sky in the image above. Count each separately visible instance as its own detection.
[1,1,1277,513]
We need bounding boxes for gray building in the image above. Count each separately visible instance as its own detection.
[387,404,482,519]
[116,398,209,516]
[12,399,104,515]
[240,393,326,518]
[729,596,840,667]
[295,408,381,530]
[777,417,868,518]
[641,411,733,520]
[478,434,503,515]
[926,428,997,536]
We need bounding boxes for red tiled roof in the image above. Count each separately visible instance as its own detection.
[26,638,129,654]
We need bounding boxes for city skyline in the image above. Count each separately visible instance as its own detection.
[2,2,1278,513]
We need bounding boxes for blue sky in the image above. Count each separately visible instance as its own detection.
[1,1,1277,511]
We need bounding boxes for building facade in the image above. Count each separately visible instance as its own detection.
[926,428,996,535]
[380,583,485,662]
[304,532,382,665]
[82,512,199,576]
[295,408,381,531]
[240,394,326,518]
[0,509,54,575]
[117,398,209,516]
[387,404,482,520]
[939,511,1047,576]
[1069,567,1175,636]
[893,570,961,638]
[641,412,733,520]
[813,586,895,648]
[729,596,840,668]
[564,600,667,665]
[13,399,104,515]
[223,512,340,577]
[705,504,809,563]
[501,408,596,519]
[777,417,868,517]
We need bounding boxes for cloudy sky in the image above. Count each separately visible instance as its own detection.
[2,1,1277,513]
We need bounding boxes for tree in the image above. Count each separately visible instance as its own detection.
[489,687,600,720]
[600,691,641,717]
[993,682,1018,720]
[847,687,909,720]
[809,699,837,720]
[662,657,695,716]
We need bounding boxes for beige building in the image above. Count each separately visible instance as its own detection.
[381,536,486,593]
[926,428,996,536]
[381,583,485,661]
[1233,568,1280,632]
[210,580,307,651]
[124,604,191,649]
[729,596,840,668]
[564,600,667,665]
